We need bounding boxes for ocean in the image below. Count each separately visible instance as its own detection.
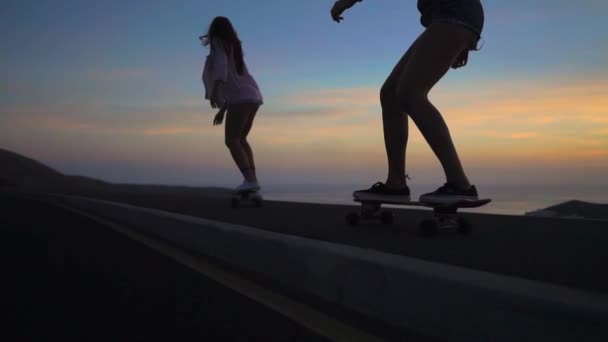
[257,183,608,216]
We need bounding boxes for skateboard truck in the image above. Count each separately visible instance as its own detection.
[419,206,472,237]
[346,202,393,226]
[231,190,263,208]
[347,198,491,237]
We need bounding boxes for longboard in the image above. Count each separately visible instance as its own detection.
[231,189,263,208]
[346,197,491,236]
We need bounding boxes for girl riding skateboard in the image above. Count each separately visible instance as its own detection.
[201,16,264,193]
[330,0,484,204]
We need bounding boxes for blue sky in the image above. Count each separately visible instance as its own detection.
[1,0,607,186]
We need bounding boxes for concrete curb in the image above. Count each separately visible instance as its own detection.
[52,195,608,341]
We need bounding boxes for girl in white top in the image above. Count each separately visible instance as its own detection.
[201,16,263,192]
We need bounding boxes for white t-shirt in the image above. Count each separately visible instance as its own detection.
[202,38,263,107]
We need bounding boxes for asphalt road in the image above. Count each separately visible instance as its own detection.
[1,194,331,341]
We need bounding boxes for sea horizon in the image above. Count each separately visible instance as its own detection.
[215,183,608,216]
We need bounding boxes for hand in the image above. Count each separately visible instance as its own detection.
[331,0,359,23]
[213,112,224,125]
[210,91,223,109]
[210,81,225,109]
[213,104,227,126]
[452,49,469,69]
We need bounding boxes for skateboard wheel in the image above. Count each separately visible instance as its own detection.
[231,197,239,209]
[253,197,263,208]
[420,219,438,237]
[361,203,380,218]
[346,212,360,226]
[380,211,394,225]
[456,217,472,235]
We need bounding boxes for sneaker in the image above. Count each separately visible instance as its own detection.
[419,183,478,204]
[353,182,411,202]
[235,180,260,193]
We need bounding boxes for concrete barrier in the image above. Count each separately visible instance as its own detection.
[52,195,608,341]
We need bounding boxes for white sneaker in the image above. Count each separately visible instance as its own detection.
[235,180,260,192]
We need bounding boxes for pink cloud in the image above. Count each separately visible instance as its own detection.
[143,127,197,136]
[285,87,378,108]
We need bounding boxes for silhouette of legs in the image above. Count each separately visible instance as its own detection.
[380,35,422,189]
[240,104,259,176]
[225,103,260,183]
[383,23,477,190]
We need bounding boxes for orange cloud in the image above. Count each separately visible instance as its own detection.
[573,149,608,157]
[2,74,607,176]
[1,101,213,137]
[250,77,608,169]
[477,131,539,139]
[510,132,538,139]
[284,87,378,108]
[143,127,198,136]
[592,129,608,136]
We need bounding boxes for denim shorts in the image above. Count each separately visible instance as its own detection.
[417,0,484,39]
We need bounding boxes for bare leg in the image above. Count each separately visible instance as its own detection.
[225,103,259,182]
[240,104,260,181]
[380,36,422,189]
[396,23,477,189]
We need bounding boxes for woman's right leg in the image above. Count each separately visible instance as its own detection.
[225,103,256,182]
[352,36,421,201]
[240,104,260,181]
[381,36,421,189]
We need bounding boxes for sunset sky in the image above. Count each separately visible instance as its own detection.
[1,0,607,186]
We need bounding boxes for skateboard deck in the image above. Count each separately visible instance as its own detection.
[354,198,491,209]
[231,189,263,208]
[347,197,491,236]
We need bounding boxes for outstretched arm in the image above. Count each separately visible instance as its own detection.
[331,0,363,23]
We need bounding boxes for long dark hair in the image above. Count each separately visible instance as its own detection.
[200,16,245,75]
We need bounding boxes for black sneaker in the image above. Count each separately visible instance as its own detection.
[353,182,411,202]
[419,183,479,204]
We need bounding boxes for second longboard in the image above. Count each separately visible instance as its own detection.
[346,198,491,236]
